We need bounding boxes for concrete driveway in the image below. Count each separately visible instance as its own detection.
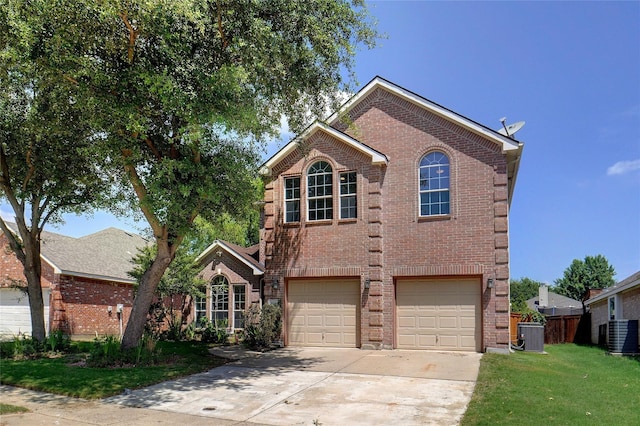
[105,347,481,425]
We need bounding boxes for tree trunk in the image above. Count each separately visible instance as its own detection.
[22,231,46,342]
[120,242,174,349]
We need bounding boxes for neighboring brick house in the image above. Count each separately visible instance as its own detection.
[0,224,147,339]
[259,77,524,352]
[194,240,264,332]
[585,271,640,352]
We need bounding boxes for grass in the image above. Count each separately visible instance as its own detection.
[0,340,227,399]
[461,344,640,425]
[0,403,29,415]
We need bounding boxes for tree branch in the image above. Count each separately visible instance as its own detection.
[22,145,36,192]
[217,0,229,50]
[119,11,139,64]
[121,149,163,237]
[144,137,163,161]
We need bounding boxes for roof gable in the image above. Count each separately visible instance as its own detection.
[196,240,264,276]
[328,76,523,153]
[260,121,388,176]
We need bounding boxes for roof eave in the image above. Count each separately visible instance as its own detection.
[328,76,523,154]
[196,240,265,276]
[260,121,388,177]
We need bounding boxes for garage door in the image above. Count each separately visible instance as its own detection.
[0,288,50,338]
[396,278,481,352]
[287,279,359,347]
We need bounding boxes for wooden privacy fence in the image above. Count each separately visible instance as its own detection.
[511,313,590,344]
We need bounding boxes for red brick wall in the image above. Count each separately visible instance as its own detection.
[50,275,134,338]
[263,87,511,351]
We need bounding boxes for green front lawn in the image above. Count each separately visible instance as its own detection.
[0,340,227,399]
[462,344,640,425]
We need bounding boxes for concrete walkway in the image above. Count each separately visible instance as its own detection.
[1,347,481,425]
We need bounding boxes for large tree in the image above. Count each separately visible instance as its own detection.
[554,255,616,313]
[0,11,111,342]
[9,0,378,348]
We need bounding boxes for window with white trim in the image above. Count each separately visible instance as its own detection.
[419,151,450,216]
[340,171,357,219]
[211,276,229,323]
[196,275,248,329]
[284,176,300,223]
[233,285,246,329]
[307,161,333,221]
[608,295,621,320]
[195,295,207,324]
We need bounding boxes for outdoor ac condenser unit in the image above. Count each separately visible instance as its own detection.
[608,320,639,354]
[517,323,544,352]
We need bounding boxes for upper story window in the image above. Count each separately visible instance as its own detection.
[284,176,301,223]
[307,161,333,221]
[419,151,450,216]
[340,171,357,219]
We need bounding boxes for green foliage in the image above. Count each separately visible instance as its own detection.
[4,331,71,359]
[87,334,160,367]
[198,317,229,344]
[242,303,283,350]
[510,277,544,313]
[46,329,70,353]
[518,308,547,325]
[0,404,29,415]
[554,255,616,309]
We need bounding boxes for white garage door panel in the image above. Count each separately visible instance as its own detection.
[397,278,481,352]
[0,288,50,337]
[288,279,359,348]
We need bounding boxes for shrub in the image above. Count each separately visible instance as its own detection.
[242,303,282,350]
[199,317,229,344]
[47,330,70,353]
[86,334,161,368]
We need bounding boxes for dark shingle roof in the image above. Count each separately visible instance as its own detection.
[6,223,147,282]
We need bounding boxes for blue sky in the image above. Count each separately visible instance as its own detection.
[2,1,639,284]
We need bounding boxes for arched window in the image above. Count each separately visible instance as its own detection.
[307,161,333,221]
[210,275,229,323]
[419,152,450,216]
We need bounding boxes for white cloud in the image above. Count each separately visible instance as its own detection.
[607,159,640,176]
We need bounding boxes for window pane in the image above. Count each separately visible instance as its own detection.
[419,152,450,217]
[308,161,333,221]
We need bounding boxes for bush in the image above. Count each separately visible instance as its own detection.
[199,317,229,344]
[242,303,282,350]
[87,334,160,367]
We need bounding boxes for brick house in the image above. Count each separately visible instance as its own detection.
[259,77,524,352]
[585,271,640,352]
[0,224,146,339]
[194,240,264,332]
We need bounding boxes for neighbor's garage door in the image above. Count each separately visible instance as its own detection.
[287,279,359,347]
[0,288,50,338]
[396,278,481,352]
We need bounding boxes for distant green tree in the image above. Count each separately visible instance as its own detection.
[510,277,544,313]
[554,255,616,313]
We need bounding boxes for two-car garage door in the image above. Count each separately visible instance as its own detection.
[286,277,481,352]
[287,279,360,347]
[396,278,481,352]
